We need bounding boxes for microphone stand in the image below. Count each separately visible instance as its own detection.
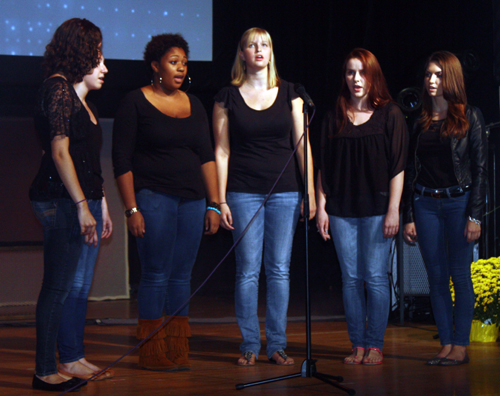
[235,102,356,395]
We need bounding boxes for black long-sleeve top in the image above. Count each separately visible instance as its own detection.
[112,89,214,200]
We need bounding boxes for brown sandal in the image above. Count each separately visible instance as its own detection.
[237,351,256,366]
[269,350,294,365]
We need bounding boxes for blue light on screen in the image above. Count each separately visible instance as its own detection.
[0,0,212,61]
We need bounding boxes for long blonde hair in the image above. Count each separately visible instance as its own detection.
[231,27,280,88]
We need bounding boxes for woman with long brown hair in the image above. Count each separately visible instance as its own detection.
[403,51,487,366]
[317,48,408,365]
[30,18,112,391]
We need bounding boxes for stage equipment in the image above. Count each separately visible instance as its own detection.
[396,87,421,113]
[236,86,355,395]
[396,228,430,325]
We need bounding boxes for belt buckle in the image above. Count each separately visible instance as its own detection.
[431,192,441,199]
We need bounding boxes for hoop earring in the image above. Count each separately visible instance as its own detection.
[182,75,191,92]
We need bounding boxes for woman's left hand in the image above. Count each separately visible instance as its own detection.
[383,208,400,238]
[101,196,113,239]
[300,198,317,221]
[465,220,481,243]
[204,209,220,235]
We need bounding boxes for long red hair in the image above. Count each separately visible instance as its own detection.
[335,48,392,132]
[419,51,469,139]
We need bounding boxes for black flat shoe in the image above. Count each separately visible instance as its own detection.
[32,375,86,392]
[425,357,444,366]
[438,354,470,366]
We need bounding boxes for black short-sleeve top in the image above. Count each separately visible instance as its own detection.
[29,77,104,201]
[112,89,215,200]
[214,80,302,194]
[320,102,409,217]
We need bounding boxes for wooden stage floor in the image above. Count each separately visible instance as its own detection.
[0,299,499,396]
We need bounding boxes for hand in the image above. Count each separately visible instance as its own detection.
[127,211,145,238]
[316,208,330,241]
[77,202,97,246]
[464,220,481,243]
[204,209,220,235]
[220,204,234,231]
[383,208,399,238]
[101,197,113,239]
[403,222,418,244]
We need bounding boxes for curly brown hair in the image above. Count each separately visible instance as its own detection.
[143,33,189,77]
[43,18,102,84]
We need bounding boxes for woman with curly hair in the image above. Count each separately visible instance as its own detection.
[316,48,408,365]
[112,33,219,371]
[403,51,487,366]
[29,18,112,391]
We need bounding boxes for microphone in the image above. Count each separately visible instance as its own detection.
[294,83,315,108]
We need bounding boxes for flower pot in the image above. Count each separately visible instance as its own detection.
[470,320,499,342]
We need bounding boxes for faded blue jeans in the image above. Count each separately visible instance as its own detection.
[329,214,392,351]
[228,191,301,359]
[413,189,475,346]
[32,198,84,376]
[136,189,205,319]
[58,199,102,363]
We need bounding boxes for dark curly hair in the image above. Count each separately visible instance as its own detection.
[143,33,190,77]
[42,18,102,84]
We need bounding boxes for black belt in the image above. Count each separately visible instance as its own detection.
[415,185,470,199]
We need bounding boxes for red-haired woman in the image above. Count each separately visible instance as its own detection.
[403,51,487,366]
[317,48,408,365]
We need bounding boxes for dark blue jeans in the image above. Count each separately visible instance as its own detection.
[58,200,102,364]
[135,189,205,319]
[32,198,84,376]
[413,189,475,346]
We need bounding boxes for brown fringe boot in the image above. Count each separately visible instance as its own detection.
[137,318,177,371]
[164,316,192,370]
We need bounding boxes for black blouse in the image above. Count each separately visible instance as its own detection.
[214,81,302,194]
[415,120,458,188]
[112,89,214,200]
[320,103,409,217]
[30,77,104,201]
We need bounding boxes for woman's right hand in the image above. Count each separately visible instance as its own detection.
[77,202,97,246]
[403,222,418,244]
[220,204,234,230]
[316,207,330,241]
[127,212,146,238]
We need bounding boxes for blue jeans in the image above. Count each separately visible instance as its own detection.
[329,214,392,351]
[227,191,301,359]
[136,189,205,319]
[32,198,84,376]
[413,189,475,346]
[58,200,102,364]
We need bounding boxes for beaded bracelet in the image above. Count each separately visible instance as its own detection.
[468,216,481,225]
[207,206,221,215]
[75,198,87,205]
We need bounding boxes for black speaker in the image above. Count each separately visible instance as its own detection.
[401,242,429,296]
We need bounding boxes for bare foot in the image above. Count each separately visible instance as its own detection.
[444,345,467,361]
[78,358,115,379]
[344,347,365,364]
[362,348,383,365]
[36,373,68,384]
[237,352,256,366]
[58,361,96,379]
[269,351,294,365]
[435,344,453,358]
